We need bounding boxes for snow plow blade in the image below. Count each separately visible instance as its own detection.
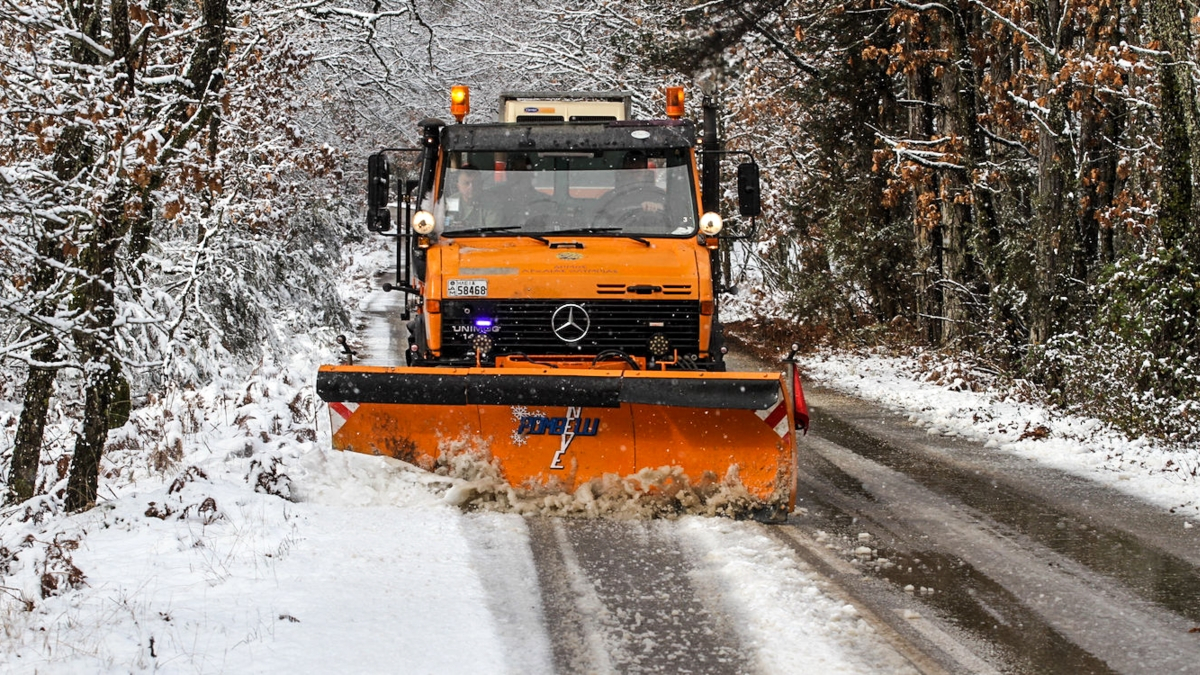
[317,365,798,518]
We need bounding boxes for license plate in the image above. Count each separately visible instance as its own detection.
[447,279,488,297]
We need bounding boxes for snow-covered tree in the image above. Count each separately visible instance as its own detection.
[0,0,358,508]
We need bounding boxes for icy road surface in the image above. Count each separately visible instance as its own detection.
[784,386,1200,675]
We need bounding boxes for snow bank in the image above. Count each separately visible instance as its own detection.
[0,335,515,673]
[802,349,1200,521]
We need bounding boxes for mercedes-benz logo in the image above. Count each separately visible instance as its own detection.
[551,304,590,343]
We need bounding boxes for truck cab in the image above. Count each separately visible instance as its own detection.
[370,87,760,373]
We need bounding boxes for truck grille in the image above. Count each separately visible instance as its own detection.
[441,300,701,356]
[596,283,694,296]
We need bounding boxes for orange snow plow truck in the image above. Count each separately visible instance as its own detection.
[317,87,808,520]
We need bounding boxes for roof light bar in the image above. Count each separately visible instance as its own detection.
[665,86,685,119]
[450,85,470,123]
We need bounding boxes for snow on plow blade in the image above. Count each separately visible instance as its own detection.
[316,365,797,519]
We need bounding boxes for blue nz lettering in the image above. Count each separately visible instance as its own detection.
[518,407,599,470]
[517,416,600,436]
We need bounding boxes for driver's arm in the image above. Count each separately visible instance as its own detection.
[640,196,664,212]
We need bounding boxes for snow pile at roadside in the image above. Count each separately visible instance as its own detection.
[0,342,518,673]
[680,517,918,675]
[802,349,1200,521]
[0,461,510,674]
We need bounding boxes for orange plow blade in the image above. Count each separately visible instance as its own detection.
[316,365,798,519]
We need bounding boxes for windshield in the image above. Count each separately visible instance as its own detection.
[436,148,697,237]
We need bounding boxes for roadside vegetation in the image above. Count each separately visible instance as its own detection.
[624,0,1200,445]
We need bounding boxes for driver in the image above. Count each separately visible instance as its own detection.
[595,152,667,227]
[615,151,665,213]
[450,164,484,227]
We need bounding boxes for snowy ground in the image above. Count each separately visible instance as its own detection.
[1,239,1196,672]
[801,351,1200,524]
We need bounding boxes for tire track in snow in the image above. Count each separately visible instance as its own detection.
[528,518,751,674]
[460,513,557,674]
[794,406,1200,674]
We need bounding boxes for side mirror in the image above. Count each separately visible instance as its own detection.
[367,153,391,231]
[737,162,761,218]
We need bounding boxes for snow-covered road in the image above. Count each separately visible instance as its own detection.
[792,389,1200,674]
[3,243,1197,673]
[0,246,918,674]
[0,442,920,674]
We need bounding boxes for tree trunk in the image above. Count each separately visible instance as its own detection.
[918,3,1000,347]
[63,361,120,511]
[6,2,100,506]
[6,122,91,505]
[63,0,130,511]
[1030,92,1073,345]
[1028,0,1078,346]
[64,184,125,512]
[7,344,58,504]
[64,0,230,511]
[1077,1,1121,273]
[907,57,942,344]
[1145,0,1199,255]
[935,10,981,346]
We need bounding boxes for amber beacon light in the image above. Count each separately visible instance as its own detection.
[665,86,685,119]
[450,85,470,122]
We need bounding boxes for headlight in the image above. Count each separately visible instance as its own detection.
[472,333,493,356]
[699,212,723,236]
[413,210,436,235]
[648,333,671,356]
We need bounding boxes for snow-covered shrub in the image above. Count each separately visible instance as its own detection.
[1030,248,1200,443]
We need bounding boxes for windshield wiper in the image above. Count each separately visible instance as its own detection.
[447,226,549,245]
[447,225,523,236]
[555,227,622,234]
[554,228,651,246]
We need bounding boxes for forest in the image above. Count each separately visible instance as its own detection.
[1,0,1198,512]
